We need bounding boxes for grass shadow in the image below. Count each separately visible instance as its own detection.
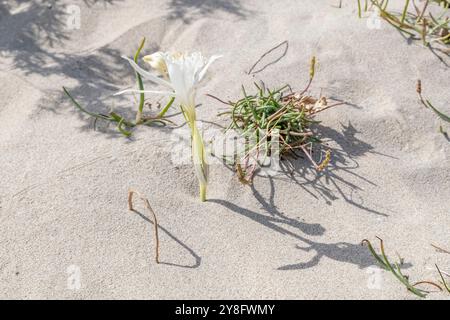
[166,0,252,23]
[209,118,403,270]
[275,121,396,217]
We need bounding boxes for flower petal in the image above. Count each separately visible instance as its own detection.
[197,54,222,82]
[121,55,172,89]
[143,52,168,77]
[114,88,175,96]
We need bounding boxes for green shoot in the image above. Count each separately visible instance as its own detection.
[362,237,429,298]
[134,38,147,124]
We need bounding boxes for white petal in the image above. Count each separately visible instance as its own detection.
[197,54,222,82]
[143,52,168,76]
[114,88,175,96]
[121,56,172,89]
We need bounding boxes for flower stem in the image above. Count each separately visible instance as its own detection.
[199,183,206,202]
[191,120,208,202]
[180,103,208,202]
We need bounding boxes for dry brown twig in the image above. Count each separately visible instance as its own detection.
[412,280,443,292]
[128,189,160,264]
[431,243,450,255]
[247,40,289,74]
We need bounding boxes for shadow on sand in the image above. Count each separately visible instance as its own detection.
[210,120,408,271]
[0,1,141,138]
[166,0,251,23]
[131,209,202,269]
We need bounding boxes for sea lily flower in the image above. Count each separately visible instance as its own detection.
[143,52,168,77]
[116,51,221,201]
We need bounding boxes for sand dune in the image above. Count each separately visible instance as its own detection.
[0,0,449,299]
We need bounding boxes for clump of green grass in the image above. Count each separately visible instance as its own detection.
[358,0,449,48]
[214,57,345,184]
[416,79,450,136]
[63,38,174,137]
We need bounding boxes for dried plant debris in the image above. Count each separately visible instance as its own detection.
[431,242,450,254]
[247,40,289,75]
[358,0,450,48]
[362,237,446,298]
[63,38,174,137]
[128,189,160,264]
[416,80,450,136]
[214,57,345,184]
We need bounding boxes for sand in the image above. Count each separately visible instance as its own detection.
[0,0,449,299]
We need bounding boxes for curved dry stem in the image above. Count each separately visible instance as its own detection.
[128,189,160,264]
[412,280,443,291]
[247,40,289,74]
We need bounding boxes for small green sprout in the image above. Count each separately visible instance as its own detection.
[63,38,174,137]
[363,237,446,298]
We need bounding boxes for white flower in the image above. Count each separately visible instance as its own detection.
[117,51,221,201]
[117,52,221,110]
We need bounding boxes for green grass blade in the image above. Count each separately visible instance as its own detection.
[157,97,175,118]
[63,87,111,121]
[134,37,146,120]
[364,238,427,298]
[401,0,410,24]
[117,118,132,137]
[362,239,388,270]
[426,100,450,122]
[436,264,450,293]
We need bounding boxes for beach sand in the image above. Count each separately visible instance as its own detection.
[0,0,449,299]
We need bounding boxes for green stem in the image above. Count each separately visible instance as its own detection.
[425,100,450,122]
[199,183,206,202]
[180,103,208,202]
[134,37,146,124]
[191,121,208,202]
[401,0,410,24]
[157,97,175,118]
